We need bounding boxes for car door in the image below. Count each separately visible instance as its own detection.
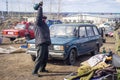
[77,26,90,55]
[93,26,102,47]
[86,26,96,51]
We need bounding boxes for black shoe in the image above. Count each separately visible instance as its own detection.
[32,73,41,77]
[40,69,49,73]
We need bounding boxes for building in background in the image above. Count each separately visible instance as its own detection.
[62,13,120,26]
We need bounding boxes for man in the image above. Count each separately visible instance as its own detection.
[32,1,51,77]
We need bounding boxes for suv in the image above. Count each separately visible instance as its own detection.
[26,23,103,65]
[2,22,35,41]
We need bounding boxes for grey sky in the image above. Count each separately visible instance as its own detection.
[0,0,120,13]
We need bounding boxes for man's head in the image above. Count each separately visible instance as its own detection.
[42,16,47,21]
[39,1,43,6]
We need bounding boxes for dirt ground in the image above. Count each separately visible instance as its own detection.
[0,37,115,80]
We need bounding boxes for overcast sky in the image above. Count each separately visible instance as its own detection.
[0,0,120,13]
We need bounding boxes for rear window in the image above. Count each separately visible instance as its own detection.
[14,24,25,29]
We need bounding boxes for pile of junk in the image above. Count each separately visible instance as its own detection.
[64,50,120,80]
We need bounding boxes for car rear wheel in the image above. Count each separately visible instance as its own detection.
[31,55,36,61]
[65,49,76,65]
[10,38,16,41]
[91,46,99,56]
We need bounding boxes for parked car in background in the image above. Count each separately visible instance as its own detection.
[99,26,114,37]
[2,22,35,41]
[99,23,110,28]
[26,23,103,65]
[46,20,62,27]
[99,23,114,37]
[104,27,114,37]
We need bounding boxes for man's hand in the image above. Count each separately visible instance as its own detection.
[39,1,43,6]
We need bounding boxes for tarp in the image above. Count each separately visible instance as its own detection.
[0,46,26,54]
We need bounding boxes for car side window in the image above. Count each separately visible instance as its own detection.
[86,27,94,37]
[79,27,87,38]
[72,27,78,37]
[93,26,99,35]
[28,25,34,30]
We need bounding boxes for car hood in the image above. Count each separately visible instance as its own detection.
[27,37,77,45]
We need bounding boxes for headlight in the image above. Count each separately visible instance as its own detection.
[53,45,64,50]
[28,44,35,48]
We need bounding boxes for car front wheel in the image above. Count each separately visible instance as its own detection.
[91,46,99,56]
[65,49,76,65]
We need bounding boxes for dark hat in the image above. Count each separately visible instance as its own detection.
[42,16,47,19]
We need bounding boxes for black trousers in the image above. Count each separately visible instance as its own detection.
[32,43,48,74]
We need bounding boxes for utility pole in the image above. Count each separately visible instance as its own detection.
[50,0,52,19]
[18,0,21,19]
[6,0,8,17]
[24,1,27,20]
[10,0,13,18]
[32,0,36,22]
[57,0,61,20]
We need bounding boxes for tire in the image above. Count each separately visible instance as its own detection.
[105,34,108,37]
[31,55,36,61]
[103,38,106,43]
[91,46,99,56]
[65,49,76,65]
[25,35,30,40]
[10,38,16,41]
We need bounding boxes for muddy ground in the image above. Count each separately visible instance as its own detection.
[0,37,115,80]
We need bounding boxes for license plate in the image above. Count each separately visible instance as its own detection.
[8,32,13,34]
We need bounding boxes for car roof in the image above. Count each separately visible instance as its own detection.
[51,23,96,27]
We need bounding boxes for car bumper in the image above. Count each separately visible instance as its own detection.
[26,49,65,59]
[2,35,18,38]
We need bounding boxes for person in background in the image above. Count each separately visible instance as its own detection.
[32,1,51,77]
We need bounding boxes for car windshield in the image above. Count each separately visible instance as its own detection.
[50,25,78,37]
[14,24,25,29]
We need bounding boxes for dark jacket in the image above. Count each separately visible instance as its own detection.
[34,6,51,47]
